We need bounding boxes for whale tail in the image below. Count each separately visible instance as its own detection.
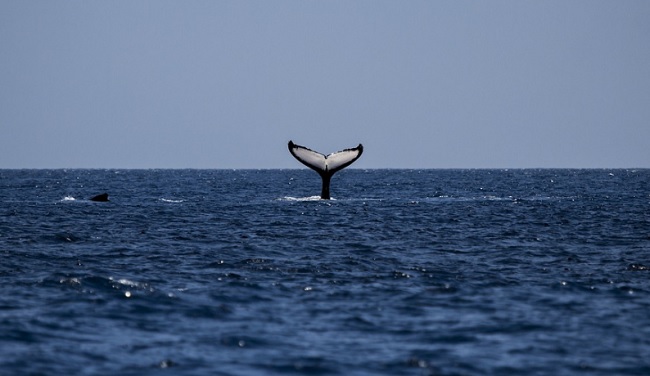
[288,140,363,199]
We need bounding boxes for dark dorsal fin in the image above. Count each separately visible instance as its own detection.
[90,193,109,202]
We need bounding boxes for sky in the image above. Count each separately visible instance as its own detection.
[1,1,649,169]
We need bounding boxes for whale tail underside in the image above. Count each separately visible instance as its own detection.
[288,140,363,199]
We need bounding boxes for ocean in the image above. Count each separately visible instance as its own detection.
[1,169,649,375]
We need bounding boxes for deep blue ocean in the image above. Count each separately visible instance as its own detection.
[1,169,649,375]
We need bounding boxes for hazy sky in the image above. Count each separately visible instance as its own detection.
[1,1,648,168]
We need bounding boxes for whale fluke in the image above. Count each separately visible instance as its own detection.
[288,140,363,199]
[90,193,109,202]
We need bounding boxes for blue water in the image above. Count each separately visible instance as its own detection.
[1,169,649,375]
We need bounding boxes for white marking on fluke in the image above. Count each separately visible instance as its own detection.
[288,140,363,199]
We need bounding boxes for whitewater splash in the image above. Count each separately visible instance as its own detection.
[160,198,184,203]
[280,196,332,202]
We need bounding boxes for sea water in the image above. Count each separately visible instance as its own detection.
[1,169,649,375]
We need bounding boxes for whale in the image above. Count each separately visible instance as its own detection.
[288,140,363,199]
[89,193,109,202]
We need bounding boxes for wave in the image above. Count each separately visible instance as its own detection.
[160,198,184,203]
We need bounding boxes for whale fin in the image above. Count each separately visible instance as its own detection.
[288,140,363,199]
[90,193,109,202]
[288,141,363,174]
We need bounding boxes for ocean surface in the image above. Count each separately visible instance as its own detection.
[1,169,649,376]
